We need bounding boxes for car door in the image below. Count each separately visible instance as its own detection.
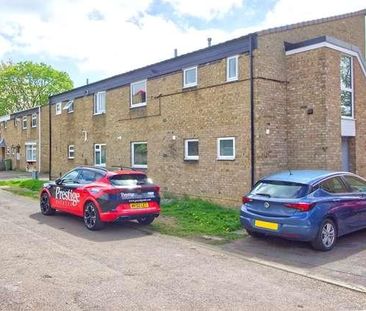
[341,174,366,229]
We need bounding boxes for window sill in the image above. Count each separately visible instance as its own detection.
[226,77,238,82]
[93,112,105,116]
[95,164,106,167]
[68,157,75,160]
[341,116,355,120]
[130,103,147,109]
[132,165,147,169]
[217,157,235,161]
[184,157,199,161]
[183,84,197,89]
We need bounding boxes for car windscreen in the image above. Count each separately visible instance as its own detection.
[251,180,309,199]
[109,174,153,186]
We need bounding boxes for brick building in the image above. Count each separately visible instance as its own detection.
[2,10,366,205]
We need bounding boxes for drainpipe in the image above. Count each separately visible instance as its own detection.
[48,100,52,180]
[249,34,255,187]
[38,106,41,174]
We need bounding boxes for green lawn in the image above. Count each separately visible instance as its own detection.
[0,179,45,199]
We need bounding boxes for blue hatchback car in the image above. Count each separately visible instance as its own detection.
[240,170,366,251]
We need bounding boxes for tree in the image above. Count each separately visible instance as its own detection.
[0,61,73,115]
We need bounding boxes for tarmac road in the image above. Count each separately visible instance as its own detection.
[1,189,366,310]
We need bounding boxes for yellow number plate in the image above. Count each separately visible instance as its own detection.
[254,220,279,231]
[130,202,149,209]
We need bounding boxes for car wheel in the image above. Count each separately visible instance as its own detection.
[311,219,337,251]
[246,229,265,238]
[40,192,55,215]
[84,202,104,231]
[137,215,155,225]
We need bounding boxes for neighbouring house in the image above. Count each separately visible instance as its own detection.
[1,9,366,205]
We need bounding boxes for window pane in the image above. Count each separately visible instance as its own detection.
[344,176,366,192]
[187,141,199,156]
[251,181,309,199]
[101,145,106,164]
[341,90,352,117]
[134,143,147,165]
[131,81,146,105]
[228,57,237,79]
[185,68,196,85]
[320,178,347,193]
[340,56,352,89]
[220,139,233,156]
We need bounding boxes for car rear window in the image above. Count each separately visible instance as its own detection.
[109,174,153,186]
[251,180,309,199]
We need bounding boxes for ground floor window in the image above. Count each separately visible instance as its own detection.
[25,143,37,162]
[184,139,199,160]
[94,144,106,166]
[131,142,147,168]
[68,145,75,159]
[217,137,235,160]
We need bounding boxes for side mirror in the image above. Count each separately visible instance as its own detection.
[55,178,63,185]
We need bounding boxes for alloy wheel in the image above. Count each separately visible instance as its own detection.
[321,223,335,248]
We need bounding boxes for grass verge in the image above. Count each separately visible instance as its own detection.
[0,179,45,199]
[152,197,243,243]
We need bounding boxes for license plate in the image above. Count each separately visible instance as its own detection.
[254,220,279,231]
[130,202,149,209]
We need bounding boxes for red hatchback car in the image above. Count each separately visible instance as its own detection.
[40,166,160,230]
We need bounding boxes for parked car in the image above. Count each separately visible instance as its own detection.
[40,166,160,230]
[240,170,366,251]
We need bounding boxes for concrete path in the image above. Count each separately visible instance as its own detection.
[0,170,48,180]
[1,189,366,310]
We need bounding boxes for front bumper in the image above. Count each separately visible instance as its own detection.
[240,205,318,241]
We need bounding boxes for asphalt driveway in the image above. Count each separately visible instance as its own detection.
[1,189,366,310]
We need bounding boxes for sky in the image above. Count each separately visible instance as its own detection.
[0,0,365,87]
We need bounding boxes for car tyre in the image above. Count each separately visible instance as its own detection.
[311,219,337,251]
[137,215,155,225]
[84,201,104,231]
[40,192,56,216]
[246,229,265,238]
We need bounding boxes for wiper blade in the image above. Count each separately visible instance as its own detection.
[254,193,271,198]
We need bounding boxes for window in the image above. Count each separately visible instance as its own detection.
[227,55,238,81]
[94,92,106,114]
[22,116,27,129]
[94,144,106,166]
[68,145,75,159]
[184,139,199,160]
[130,81,146,108]
[340,55,353,118]
[343,175,366,193]
[56,102,62,115]
[132,142,147,168]
[217,137,235,160]
[109,174,152,186]
[183,66,197,88]
[62,170,80,183]
[319,177,347,194]
[78,169,104,184]
[251,181,309,199]
[25,143,36,162]
[64,100,74,113]
[31,114,37,128]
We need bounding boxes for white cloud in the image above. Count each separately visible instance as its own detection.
[162,0,244,20]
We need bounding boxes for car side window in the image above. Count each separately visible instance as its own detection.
[343,175,366,193]
[62,170,80,183]
[319,177,347,194]
[79,170,104,184]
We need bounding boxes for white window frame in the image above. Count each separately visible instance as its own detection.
[130,80,147,108]
[184,139,199,161]
[183,66,198,88]
[340,55,354,119]
[227,55,239,82]
[56,102,62,115]
[68,145,75,159]
[94,92,106,115]
[217,137,236,160]
[64,100,74,113]
[31,113,37,128]
[94,144,106,167]
[25,142,37,162]
[22,116,27,129]
[131,141,147,168]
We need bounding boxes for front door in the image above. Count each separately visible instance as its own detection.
[341,137,349,171]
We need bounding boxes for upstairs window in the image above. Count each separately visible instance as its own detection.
[68,145,75,159]
[227,55,238,81]
[64,100,74,113]
[184,139,199,160]
[94,144,106,166]
[22,116,27,129]
[56,102,62,115]
[31,114,37,128]
[94,92,106,114]
[131,142,147,168]
[130,81,146,108]
[217,137,235,160]
[183,66,197,88]
[340,55,353,118]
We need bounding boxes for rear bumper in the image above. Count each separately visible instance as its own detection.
[240,205,318,241]
[100,202,160,222]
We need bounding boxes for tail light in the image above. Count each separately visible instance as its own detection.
[284,202,315,212]
[242,196,252,204]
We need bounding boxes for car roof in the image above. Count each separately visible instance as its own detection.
[107,169,146,177]
[260,170,350,185]
[73,166,146,176]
